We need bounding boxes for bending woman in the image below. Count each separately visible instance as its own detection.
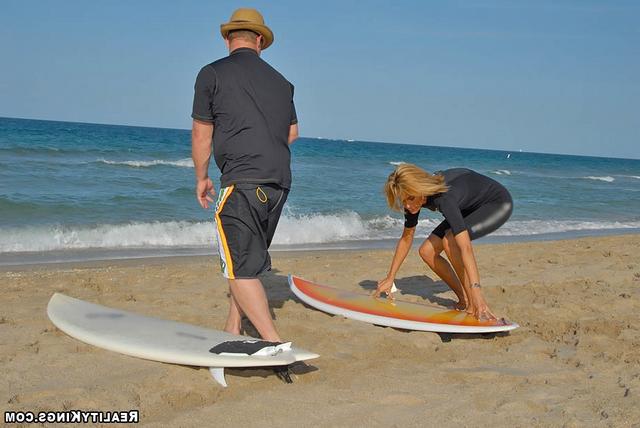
[374,164,513,321]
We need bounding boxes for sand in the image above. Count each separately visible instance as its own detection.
[1,234,639,427]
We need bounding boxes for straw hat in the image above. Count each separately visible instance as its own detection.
[220,8,274,49]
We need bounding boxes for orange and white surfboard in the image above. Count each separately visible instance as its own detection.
[289,275,518,334]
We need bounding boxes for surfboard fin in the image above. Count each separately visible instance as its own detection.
[274,365,293,384]
[209,367,227,387]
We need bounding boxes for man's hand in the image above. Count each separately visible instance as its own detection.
[196,177,215,209]
[288,123,299,145]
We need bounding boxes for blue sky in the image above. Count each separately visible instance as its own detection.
[1,0,638,158]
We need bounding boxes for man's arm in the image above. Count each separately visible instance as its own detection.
[191,119,215,208]
[288,123,299,145]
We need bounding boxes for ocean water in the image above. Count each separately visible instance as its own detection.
[1,117,639,263]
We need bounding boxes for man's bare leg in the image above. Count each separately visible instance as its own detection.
[228,278,281,342]
[418,235,467,310]
[223,294,244,335]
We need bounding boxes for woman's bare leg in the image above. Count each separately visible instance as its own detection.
[419,235,467,310]
[442,231,496,320]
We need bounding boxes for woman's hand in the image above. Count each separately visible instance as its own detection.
[467,285,497,321]
[373,276,396,299]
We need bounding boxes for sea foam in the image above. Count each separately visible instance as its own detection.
[582,176,615,182]
[98,158,193,168]
[2,213,639,253]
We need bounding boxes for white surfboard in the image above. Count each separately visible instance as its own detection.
[47,293,319,387]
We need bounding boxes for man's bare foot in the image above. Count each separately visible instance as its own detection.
[223,321,242,335]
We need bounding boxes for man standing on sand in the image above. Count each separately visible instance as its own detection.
[191,8,298,342]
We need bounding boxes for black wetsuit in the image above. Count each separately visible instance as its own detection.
[404,168,513,240]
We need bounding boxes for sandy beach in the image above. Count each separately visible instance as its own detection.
[1,234,639,427]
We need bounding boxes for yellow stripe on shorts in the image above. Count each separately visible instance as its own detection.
[214,185,235,279]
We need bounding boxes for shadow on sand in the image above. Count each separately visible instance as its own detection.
[357,274,458,308]
[357,275,513,343]
[242,271,511,348]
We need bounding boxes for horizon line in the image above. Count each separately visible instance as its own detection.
[1,115,638,162]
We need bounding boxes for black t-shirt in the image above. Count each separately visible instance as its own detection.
[404,168,509,234]
[192,48,298,189]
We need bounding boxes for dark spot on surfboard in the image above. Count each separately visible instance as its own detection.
[86,312,124,319]
[176,332,207,340]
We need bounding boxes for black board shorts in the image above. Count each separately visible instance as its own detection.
[431,190,513,241]
[214,183,288,279]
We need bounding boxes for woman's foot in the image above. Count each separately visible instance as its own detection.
[454,300,467,311]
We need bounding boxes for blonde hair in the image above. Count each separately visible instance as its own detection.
[384,163,448,211]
